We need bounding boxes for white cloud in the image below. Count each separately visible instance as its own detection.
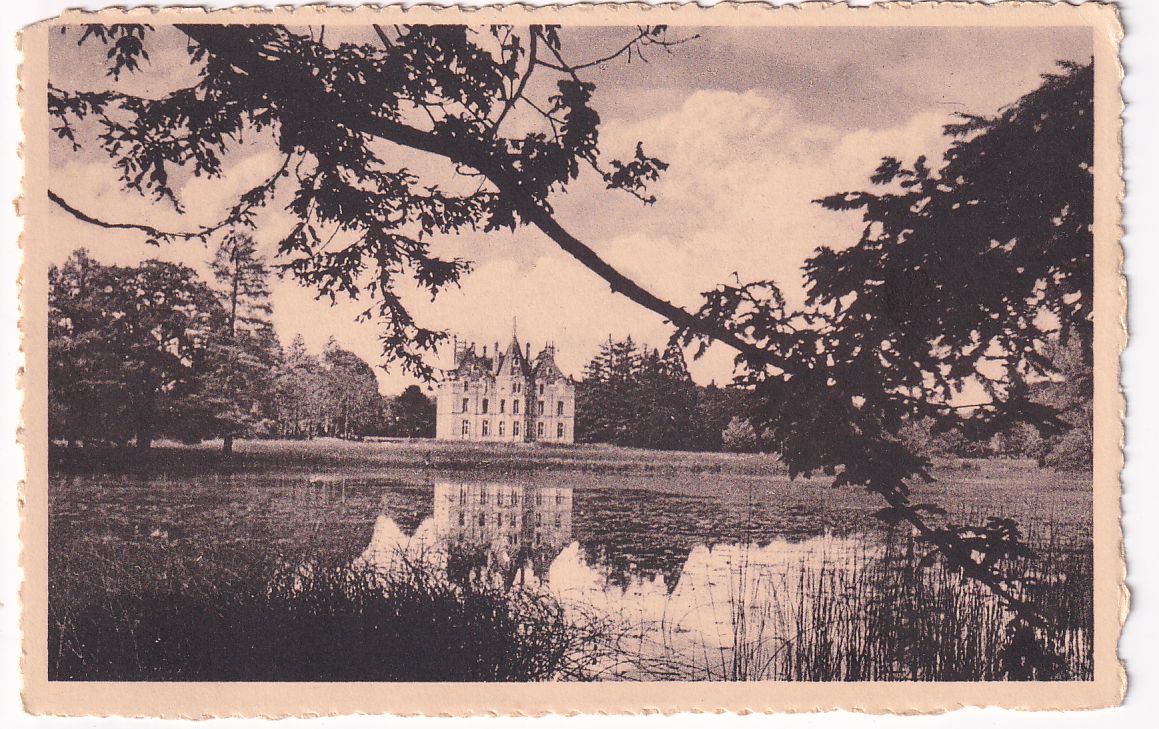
[47,84,958,396]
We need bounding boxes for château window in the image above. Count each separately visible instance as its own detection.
[498,421,505,436]
[482,398,489,414]
[461,398,469,413]
[537,400,545,415]
[500,399,506,413]
[513,421,521,436]
[537,421,545,437]
[539,383,544,395]
[512,400,520,415]
[458,512,464,527]
[482,420,490,436]
[557,400,564,416]
[461,420,469,436]
[557,422,564,438]
[478,513,485,526]
[480,490,487,505]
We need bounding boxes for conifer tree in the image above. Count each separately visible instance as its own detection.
[204,232,279,454]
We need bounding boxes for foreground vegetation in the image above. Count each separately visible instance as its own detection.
[49,528,1090,682]
[50,554,602,681]
[48,446,1091,681]
[618,528,1092,682]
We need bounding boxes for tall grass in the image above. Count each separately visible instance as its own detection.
[49,546,604,681]
[601,528,1092,681]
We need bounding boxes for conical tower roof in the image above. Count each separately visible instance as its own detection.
[498,333,529,376]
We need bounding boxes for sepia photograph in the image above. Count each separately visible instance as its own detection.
[17,1,1126,715]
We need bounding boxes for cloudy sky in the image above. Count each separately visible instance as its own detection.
[46,25,1091,394]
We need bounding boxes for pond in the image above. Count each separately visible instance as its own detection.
[49,464,1092,680]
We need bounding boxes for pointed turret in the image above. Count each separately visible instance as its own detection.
[532,342,564,382]
[501,333,529,376]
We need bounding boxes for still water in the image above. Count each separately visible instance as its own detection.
[50,467,1089,680]
[360,481,873,678]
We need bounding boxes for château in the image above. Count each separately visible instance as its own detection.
[435,333,576,443]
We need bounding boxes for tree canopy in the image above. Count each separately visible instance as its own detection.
[50,23,687,378]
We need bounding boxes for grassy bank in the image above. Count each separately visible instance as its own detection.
[51,436,1060,482]
[50,437,798,478]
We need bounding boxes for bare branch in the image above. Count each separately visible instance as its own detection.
[50,153,292,242]
[492,29,537,133]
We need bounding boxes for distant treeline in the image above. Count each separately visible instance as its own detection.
[48,238,1088,466]
[574,336,740,452]
[48,238,414,453]
[573,334,1090,468]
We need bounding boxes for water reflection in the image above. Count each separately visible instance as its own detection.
[362,482,573,586]
[360,480,871,678]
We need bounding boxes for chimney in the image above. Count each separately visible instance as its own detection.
[494,341,500,357]
[483,344,488,357]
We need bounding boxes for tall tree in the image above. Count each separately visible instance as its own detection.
[49,252,225,450]
[385,384,437,438]
[49,250,129,446]
[204,231,278,454]
[269,334,322,438]
[321,338,383,439]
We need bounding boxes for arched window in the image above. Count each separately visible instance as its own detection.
[557,400,564,416]
[482,398,489,414]
[500,399,506,413]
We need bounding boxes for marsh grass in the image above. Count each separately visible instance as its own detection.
[602,527,1092,681]
[49,543,605,681]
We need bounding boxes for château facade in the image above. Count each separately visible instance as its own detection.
[435,334,576,443]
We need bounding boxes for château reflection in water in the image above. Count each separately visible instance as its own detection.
[361,482,573,585]
[360,481,872,671]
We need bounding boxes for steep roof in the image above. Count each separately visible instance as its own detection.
[494,334,530,377]
[532,346,565,382]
